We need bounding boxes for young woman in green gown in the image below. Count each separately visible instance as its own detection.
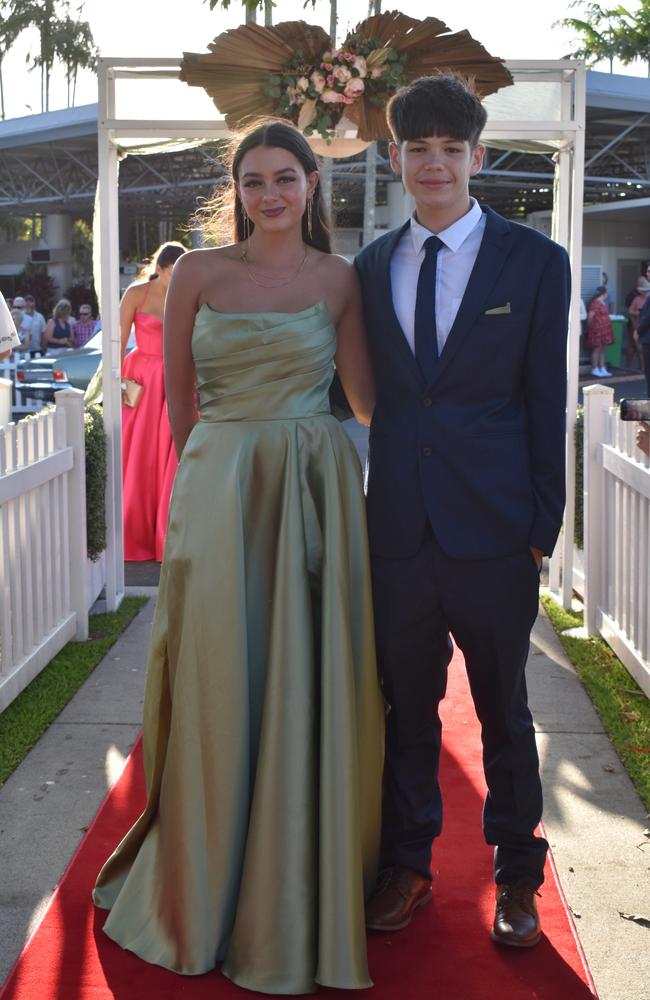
[93,119,384,995]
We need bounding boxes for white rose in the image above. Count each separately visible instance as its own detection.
[352,55,367,77]
[311,71,326,94]
[297,76,310,92]
[370,66,384,79]
[343,77,365,100]
[333,65,352,84]
[320,88,346,104]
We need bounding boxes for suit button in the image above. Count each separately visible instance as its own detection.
[422,446,432,457]
[423,397,432,407]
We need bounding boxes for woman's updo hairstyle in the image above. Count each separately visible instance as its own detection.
[140,241,186,281]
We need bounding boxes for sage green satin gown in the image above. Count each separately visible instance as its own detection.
[93,301,384,994]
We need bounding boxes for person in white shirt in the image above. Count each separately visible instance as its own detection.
[20,294,47,355]
[355,74,570,949]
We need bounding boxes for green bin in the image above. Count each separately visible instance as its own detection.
[605,316,626,368]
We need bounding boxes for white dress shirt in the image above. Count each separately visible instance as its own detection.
[390,199,486,357]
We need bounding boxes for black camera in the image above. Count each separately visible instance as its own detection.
[620,399,650,422]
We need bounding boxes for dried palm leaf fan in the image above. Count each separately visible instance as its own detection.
[180,11,512,157]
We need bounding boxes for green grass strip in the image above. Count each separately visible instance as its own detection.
[0,597,148,786]
[541,594,650,810]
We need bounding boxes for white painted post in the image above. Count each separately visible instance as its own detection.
[583,384,614,636]
[55,389,89,640]
[0,378,11,428]
[97,58,125,612]
[550,64,586,608]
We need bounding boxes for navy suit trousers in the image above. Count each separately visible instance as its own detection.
[371,523,548,888]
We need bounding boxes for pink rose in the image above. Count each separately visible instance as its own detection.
[370,66,384,79]
[343,77,365,100]
[326,73,334,86]
[320,89,346,104]
[311,71,326,94]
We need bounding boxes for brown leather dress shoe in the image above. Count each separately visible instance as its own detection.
[492,881,541,947]
[365,866,432,931]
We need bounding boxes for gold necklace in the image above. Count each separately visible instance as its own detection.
[240,243,308,288]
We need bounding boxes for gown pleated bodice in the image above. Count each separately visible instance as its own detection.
[94,301,384,995]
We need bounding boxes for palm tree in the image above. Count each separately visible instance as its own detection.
[54,13,98,107]
[0,1,31,119]
[204,0,316,27]
[18,0,60,112]
[20,0,98,112]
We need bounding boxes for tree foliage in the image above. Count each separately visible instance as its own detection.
[0,1,32,118]
[0,0,98,114]
[203,0,317,21]
[556,0,650,74]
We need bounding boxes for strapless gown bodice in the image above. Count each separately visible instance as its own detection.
[193,300,334,423]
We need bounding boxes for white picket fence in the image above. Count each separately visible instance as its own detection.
[582,384,650,697]
[0,389,93,712]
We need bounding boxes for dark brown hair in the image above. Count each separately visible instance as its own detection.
[197,119,331,253]
[388,74,487,149]
[148,241,186,280]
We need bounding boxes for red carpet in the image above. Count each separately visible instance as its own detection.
[1,648,597,999]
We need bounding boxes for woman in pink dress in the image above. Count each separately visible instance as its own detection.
[121,242,186,560]
[586,285,614,378]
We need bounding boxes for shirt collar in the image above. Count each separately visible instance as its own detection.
[409,198,483,255]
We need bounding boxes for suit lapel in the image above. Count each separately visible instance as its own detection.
[429,207,513,386]
[375,221,426,389]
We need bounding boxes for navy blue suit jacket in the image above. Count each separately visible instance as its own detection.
[355,207,571,561]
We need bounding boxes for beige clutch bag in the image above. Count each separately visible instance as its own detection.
[122,377,143,408]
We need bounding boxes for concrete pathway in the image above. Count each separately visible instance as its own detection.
[0,596,648,997]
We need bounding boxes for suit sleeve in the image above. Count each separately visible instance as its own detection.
[524,244,571,555]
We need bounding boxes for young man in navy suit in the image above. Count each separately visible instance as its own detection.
[355,75,570,946]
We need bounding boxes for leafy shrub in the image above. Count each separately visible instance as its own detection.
[85,404,106,560]
[574,406,584,550]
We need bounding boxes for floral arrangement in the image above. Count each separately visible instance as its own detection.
[267,35,407,141]
[180,12,513,154]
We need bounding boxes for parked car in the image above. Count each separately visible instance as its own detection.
[16,333,104,403]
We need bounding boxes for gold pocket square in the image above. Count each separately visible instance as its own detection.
[484,303,511,315]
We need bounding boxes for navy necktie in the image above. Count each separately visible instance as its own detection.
[414,235,444,383]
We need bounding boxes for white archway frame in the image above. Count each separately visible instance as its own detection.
[97,57,585,611]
